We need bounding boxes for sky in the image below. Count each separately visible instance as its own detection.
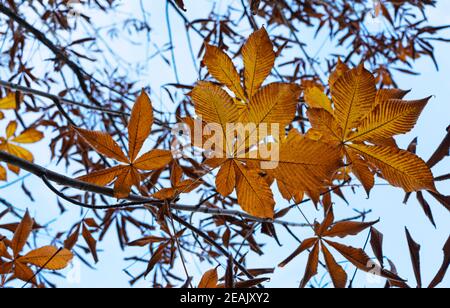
[0,0,449,288]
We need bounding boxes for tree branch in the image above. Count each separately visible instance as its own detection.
[0,150,307,227]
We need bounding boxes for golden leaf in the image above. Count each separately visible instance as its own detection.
[308,65,435,194]
[348,97,430,143]
[331,65,376,137]
[234,162,275,219]
[349,144,436,192]
[128,90,154,161]
[244,82,301,128]
[304,86,333,114]
[242,27,275,98]
[198,268,218,288]
[216,159,236,197]
[11,129,44,144]
[11,210,34,257]
[76,91,172,198]
[75,127,129,163]
[203,44,246,101]
[0,93,17,109]
[6,121,17,139]
[18,246,73,270]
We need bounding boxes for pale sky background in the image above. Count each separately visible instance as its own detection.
[0,0,449,288]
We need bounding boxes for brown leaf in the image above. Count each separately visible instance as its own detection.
[174,0,186,11]
[322,220,379,238]
[300,242,320,288]
[279,237,318,268]
[198,268,218,288]
[11,210,33,257]
[429,236,450,288]
[370,227,384,267]
[325,240,404,282]
[405,227,422,288]
[128,90,154,161]
[427,126,450,168]
[322,243,347,288]
[82,224,98,263]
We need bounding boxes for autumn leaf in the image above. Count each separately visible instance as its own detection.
[191,28,345,218]
[279,209,402,288]
[307,64,436,194]
[173,0,186,11]
[198,268,218,288]
[242,28,275,99]
[76,90,173,198]
[11,210,34,257]
[0,121,43,176]
[18,246,73,270]
[0,92,17,120]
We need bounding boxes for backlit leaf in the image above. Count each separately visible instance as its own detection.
[18,246,73,270]
[128,90,154,161]
[203,45,246,101]
[242,28,275,99]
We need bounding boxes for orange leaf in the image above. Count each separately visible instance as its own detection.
[198,268,218,288]
[242,27,275,98]
[322,220,379,238]
[0,165,6,181]
[75,127,129,163]
[321,243,348,288]
[216,159,236,197]
[11,210,33,257]
[133,149,173,171]
[11,129,44,144]
[300,242,320,288]
[203,45,246,101]
[113,167,139,199]
[18,246,73,270]
[234,162,275,219]
[77,165,126,186]
[82,224,98,263]
[13,261,36,284]
[128,90,154,161]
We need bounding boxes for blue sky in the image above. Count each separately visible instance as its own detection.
[0,0,449,288]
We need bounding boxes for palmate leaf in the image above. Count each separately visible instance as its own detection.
[76,91,172,198]
[308,64,436,195]
[0,121,44,176]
